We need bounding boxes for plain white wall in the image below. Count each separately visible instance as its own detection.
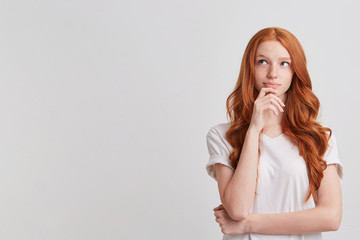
[0,0,358,239]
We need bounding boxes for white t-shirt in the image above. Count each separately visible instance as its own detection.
[206,122,343,240]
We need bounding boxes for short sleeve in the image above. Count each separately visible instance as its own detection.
[324,133,343,180]
[206,127,234,181]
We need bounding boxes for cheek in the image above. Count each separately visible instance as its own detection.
[254,70,265,89]
[254,76,262,91]
[282,72,294,90]
[279,68,293,81]
[286,72,294,84]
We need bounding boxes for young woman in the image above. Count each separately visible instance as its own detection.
[205,27,343,239]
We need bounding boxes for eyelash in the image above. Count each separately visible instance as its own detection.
[258,59,290,66]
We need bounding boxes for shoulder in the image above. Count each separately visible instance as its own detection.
[206,122,231,138]
[206,122,233,153]
[205,122,234,179]
[321,129,339,159]
[323,130,343,179]
[325,130,338,149]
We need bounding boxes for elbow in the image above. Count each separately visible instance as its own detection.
[328,217,341,231]
[327,209,342,231]
[328,219,340,231]
[228,208,249,221]
[221,193,250,221]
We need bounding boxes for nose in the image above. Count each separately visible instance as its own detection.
[267,64,279,79]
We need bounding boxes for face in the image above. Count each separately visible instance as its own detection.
[254,40,294,102]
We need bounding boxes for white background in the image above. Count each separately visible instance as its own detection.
[0,0,358,239]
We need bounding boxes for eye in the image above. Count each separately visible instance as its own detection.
[281,61,290,66]
[258,59,267,64]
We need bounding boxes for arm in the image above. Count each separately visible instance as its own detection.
[215,88,285,221]
[214,164,342,235]
[246,164,342,234]
[214,126,261,221]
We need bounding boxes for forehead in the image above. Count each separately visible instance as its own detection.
[255,40,290,59]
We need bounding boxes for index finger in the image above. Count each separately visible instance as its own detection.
[258,87,278,98]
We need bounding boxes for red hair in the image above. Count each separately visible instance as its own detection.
[225,27,331,204]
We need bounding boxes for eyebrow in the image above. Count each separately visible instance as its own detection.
[256,54,291,61]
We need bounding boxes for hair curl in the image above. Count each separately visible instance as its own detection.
[225,27,331,204]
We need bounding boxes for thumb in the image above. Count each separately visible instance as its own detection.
[213,204,224,211]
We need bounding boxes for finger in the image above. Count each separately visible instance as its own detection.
[217,209,227,217]
[268,104,280,116]
[261,95,285,112]
[270,93,286,107]
[213,204,224,211]
[261,103,280,116]
[214,211,224,218]
[214,211,222,218]
[213,207,224,212]
[213,204,221,210]
[258,87,278,98]
[266,96,284,113]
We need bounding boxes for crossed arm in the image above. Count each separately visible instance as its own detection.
[213,127,342,235]
[213,164,342,235]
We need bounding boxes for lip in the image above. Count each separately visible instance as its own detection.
[264,82,280,88]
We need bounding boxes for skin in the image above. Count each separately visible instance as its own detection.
[212,40,342,235]
[212,41,291,222]
[213,165,341,235]
[252,40,294,137]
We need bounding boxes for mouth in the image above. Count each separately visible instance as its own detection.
[264,82,280,88]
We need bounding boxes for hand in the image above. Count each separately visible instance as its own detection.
[213,204,247,235]
[249,88,285,132]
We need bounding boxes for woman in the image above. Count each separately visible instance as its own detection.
[205,27,343,239]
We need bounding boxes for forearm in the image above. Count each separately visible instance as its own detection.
[223,127,260,219]
[245,206,339,234]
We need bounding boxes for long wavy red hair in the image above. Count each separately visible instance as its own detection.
[225,27,332,204]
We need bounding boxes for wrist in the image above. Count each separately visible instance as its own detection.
[244,214,256,233]
[247,126,261,137]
